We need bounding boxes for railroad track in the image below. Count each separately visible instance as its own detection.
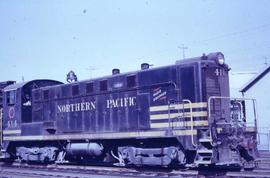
[0,162,270,178]
[0,163,184,178]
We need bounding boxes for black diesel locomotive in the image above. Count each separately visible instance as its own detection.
[0,52,257,168]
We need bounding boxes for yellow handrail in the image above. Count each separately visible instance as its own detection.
[182,99,196,147]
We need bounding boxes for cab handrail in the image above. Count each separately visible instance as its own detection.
[182,99,196,147]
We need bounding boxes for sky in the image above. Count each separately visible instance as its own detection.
[1,0,270,89]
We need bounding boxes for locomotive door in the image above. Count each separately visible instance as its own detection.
[22,92,32,123]
[137,93,150,130]
[173,65,196,130]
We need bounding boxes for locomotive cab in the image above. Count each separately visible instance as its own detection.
[1,80,62,158]
[0,81,16,150]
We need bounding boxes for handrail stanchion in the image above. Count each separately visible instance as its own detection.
[168,101,172,131]
[183,99,196,147]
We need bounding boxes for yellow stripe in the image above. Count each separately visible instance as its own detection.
[173,129,197,136]
[245,127,256,132]
[150,111,207,120]
[150,120,208,128]
[3,130,197,141]
[3,129,21,135]
[150,102,207,112]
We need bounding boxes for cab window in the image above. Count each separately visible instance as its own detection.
[7,90,16,105]
[86,82,94,94]
[100,80,108,91]
[127,75,136,88]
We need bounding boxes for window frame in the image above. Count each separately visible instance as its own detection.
[72,85,80,96]
[86,82,94,94]
[6,90,16,105]
[100,80,108,91]
[126,75,137,88]
[43,90,49,100]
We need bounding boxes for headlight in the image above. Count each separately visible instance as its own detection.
[217,53,225,65]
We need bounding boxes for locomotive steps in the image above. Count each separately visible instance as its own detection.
[257,150,270,169]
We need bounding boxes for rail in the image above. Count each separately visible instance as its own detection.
[1,161,270,177]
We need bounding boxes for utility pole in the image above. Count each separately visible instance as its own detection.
[178,44,188,59]
[86,66,95,78]
[264,57,268,66]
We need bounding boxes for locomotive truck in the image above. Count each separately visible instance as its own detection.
[0,52,257,168]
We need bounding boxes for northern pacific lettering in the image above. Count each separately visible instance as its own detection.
[57,97,136,113]
[57,101,96,113]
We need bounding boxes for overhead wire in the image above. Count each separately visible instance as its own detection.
[190,23,270,46]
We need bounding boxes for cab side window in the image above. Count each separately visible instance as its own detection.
[127,75,136,88]
[7,90,16,105]
[100,80,108,91]
[86,82,94,93]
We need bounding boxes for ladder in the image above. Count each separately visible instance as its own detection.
[195,132,214,165]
